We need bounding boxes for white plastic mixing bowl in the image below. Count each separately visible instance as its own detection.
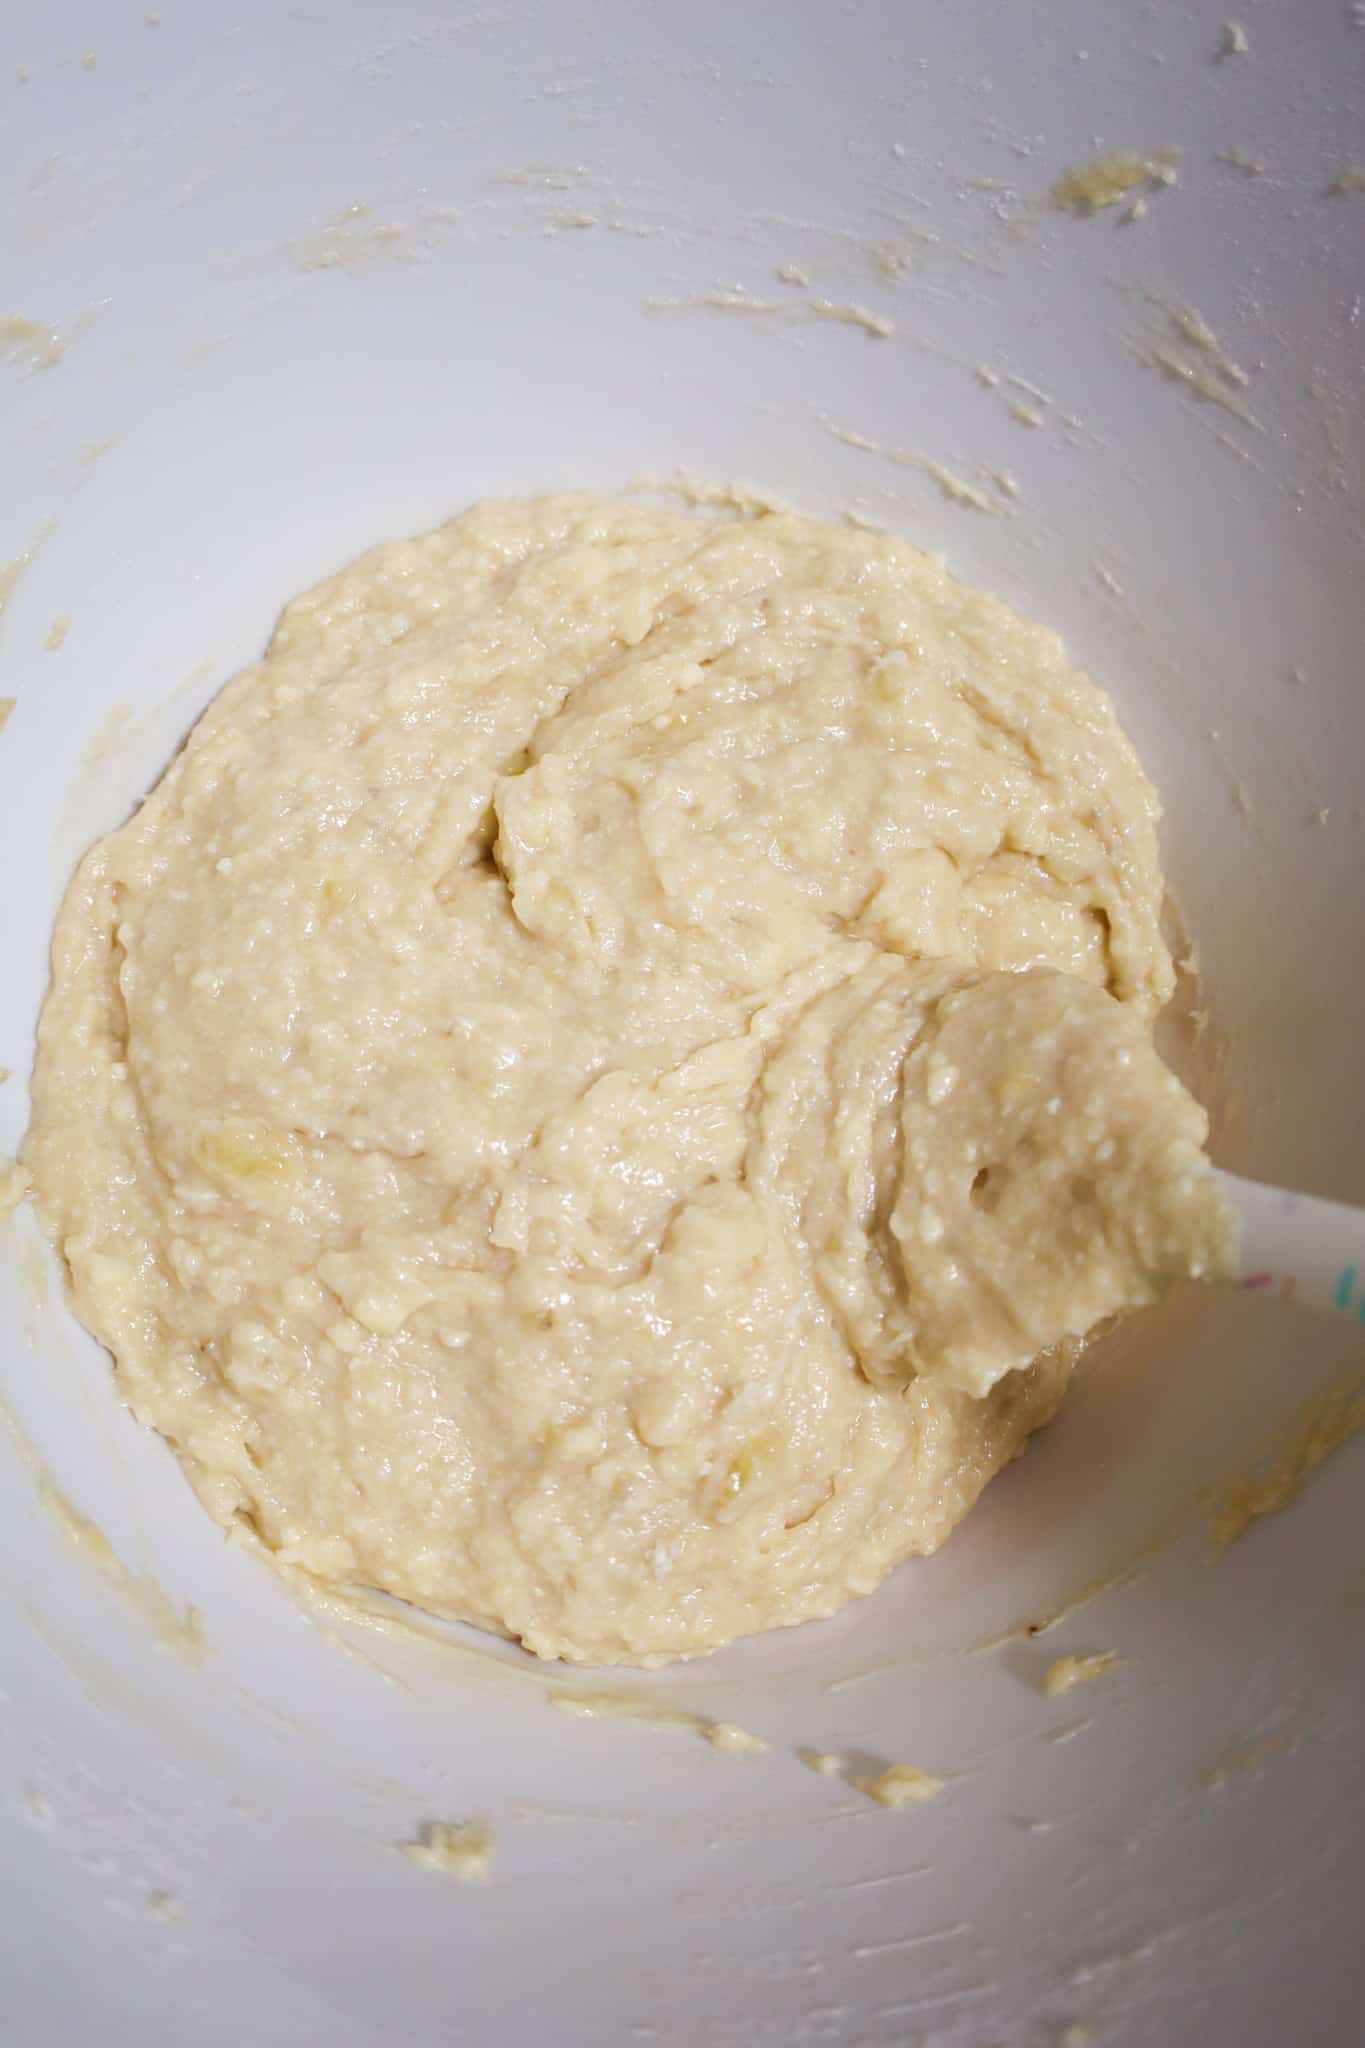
[2,4,1362,2043]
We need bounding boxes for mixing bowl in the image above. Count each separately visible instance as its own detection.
[2,3,1362,2042]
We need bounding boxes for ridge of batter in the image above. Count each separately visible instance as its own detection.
[24,494,1199,1664]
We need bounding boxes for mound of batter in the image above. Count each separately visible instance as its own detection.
[25,494,1213,1664]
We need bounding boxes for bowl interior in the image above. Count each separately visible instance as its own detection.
[2,5,1363,2044]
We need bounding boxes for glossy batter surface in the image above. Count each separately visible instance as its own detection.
[26,495,1202,1663]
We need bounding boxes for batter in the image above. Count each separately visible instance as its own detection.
[24,494,1227,1665]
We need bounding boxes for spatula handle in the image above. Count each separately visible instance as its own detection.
[1215,1169,1365,1323]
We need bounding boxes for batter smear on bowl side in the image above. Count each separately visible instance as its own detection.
[24,494,1223,1664]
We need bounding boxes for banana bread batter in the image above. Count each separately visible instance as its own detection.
[24,494,1216,1664]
